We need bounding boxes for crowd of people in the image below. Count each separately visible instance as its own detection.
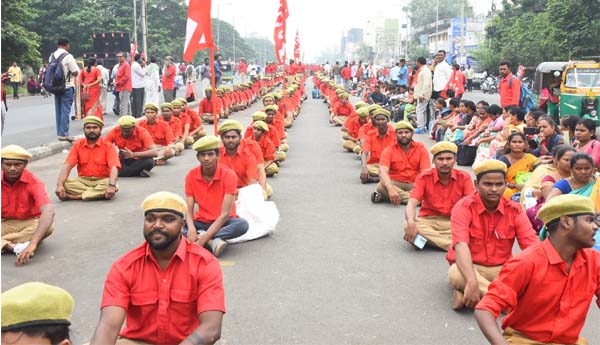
[314,55,600,343]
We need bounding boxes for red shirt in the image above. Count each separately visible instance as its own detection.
[218,147,258,188]
[251,134,276,161]
[162,64,176,90]
[138,119,175,146]
[345,117,366,139]
[198,97,224,114]
[105,126,154,153]
[2,169,50,219]
[185,109,202,132]
[65,138,121,177]
[115,62,132,92]
[476,239,600,344]
[101,237,225,344]
[332,101,356,117]
[341,66,351,80]
[174,112,190,127]
[240,138,264,164]
[238,61,247,73]
[362,127,397,164]
[161,116,183,138]
[379,141,431,182]
[446,193,538,266]
[409,168,475,217]
[185,164,238,222]
[499,72,522,108]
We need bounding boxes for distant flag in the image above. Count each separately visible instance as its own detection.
[273,0,289,64]
[183,0,214,63]
[130,41,138,59]
[293,29,300,61]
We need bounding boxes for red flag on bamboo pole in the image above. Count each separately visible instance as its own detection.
[183,0,214,63]
[274,0,289,65]
[293,29,300,61]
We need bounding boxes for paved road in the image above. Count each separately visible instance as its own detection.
[3,84,597,344]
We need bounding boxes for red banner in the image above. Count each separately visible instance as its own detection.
[273,0,289,64]
[183,0,214,63]
[293,29,300,61]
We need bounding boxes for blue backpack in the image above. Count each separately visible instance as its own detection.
[509,76,534,112]
[44,52,69,95]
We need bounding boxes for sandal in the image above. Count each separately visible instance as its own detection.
[371,192,383,204]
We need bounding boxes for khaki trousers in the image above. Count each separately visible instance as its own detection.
[376,180,414,204]
[405,216,451,251]
[265,183,273,199]
[503,327,588,345]
[279,144,289,152]
[64,176,114,201]
[265,162,280,176]
[1,218,54,249]
[342,133,352,141]
[448,263,502,296]
[332,115,347,126]
[275,151,286,163]
[343,140,358,152]
[284,118,293,128]
[185,129,207,146]
[367,163,379,176]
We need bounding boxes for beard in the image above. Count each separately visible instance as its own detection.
[144,229,179,250]
[85,132,100,140]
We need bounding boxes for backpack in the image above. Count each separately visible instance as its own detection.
[509,76,534,112]
[44,52,69,95]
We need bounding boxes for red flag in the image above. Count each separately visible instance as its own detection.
[273,0,289,64]
[183,0,214,63]
[293,29,300,61]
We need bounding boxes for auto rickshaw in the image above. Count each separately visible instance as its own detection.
[533,61,600,123]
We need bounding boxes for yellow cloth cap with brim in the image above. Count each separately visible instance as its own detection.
[141,191,187,218]
[171,99,184,107]
[357,107,370,117]
[253,120,269,132]
[252,111,267,121]
[265,104,279,113]
[430,141,458,156]
[339,93,349,99]
[373,108,391,119]
[160,102,173,110]
[176,98,187,104]
[367,104,381,113]
[192,135,220,152]
[473,159,508,177]
[394,120,414,131]
[537,194,594,225]
[262,94,274,101]
[354,101,367,109]
[1,282,74,331]
[218,119,244,135]
[144,103,159,112]
[83,115,104,127]
[1,145,32,161]
[118,115,137,129]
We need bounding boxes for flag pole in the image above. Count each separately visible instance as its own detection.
[209,47,218,134]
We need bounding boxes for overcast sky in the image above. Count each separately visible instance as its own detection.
[209,0,494,62]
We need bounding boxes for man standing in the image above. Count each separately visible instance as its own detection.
[446,159,538,310]
[96,60,110,115]
[198,57,211,99]
[7,62,22,99]
[498,61,522,109]
[403,142,474,250]
[465,64,475,92]
[373,121,430,204]
[105,115,157,177]
[130,54,146,118]
[398,59,409,87]
[239,58,248,83]
[432,50,452,99]
[50,37,79,141]
[91,191,225,344]
[114,52,132,117]
[390,62,401,86]
[214,54,224,87]
[55,116,120,201]
[1,145,55,265]
[162,56,176,102]
[333,61,342,84]
[414,57,432,134]
[187,136,250,256]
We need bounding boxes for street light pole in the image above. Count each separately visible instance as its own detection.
[132,0,137,54]
[233,16,236,62]
[217,4,220,48]
[141,0,147,58]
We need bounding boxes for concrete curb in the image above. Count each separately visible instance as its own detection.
[29,100,201,162]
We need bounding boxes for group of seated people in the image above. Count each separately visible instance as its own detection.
[314,72,600,343]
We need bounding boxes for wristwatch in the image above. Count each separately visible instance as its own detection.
[108,182,116,187]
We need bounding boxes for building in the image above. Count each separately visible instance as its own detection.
[340,28,364,61]
[363,17,407,64]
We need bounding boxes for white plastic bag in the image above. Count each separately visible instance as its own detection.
[228,184,279,243]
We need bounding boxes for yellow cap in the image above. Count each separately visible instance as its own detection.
[83,115,104,127]
[373,108,391,119]
[265,104,279,113]
[175,97,187,104]
[367,104,381,113]
[251,111,267,121]
[357,107,370,117]
[171,99,183,107]
[537,194,594,225]
[192,135,220,152]
[354,101,367,109]
[1,145,32,161]
[430,141,458,156]
[394,120,415,131]
[473,159,508,177]
[141,191,187,218]
[218,119,244,135]
[118,115,137,129]
[160,102,173,110]
[144,103,159,112]
[262,94,274,101]
[253,120,269,132]
[339,93,349,99]
[1,282,74,331]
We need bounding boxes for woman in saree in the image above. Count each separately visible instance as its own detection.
[573,118,600,169]
[531,116,563,157]
[497,132,539,201]
[487,105,526,159]
[443,99,475,142]
[79,57,103,119]
[473,104,504,163]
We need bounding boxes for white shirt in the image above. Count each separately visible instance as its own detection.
[323,64,331,74]
[390,66,401,81]
[145,63,160,89]
[351,65,358,78]
[49,48,79,88]
[433,60,452,92]
[131,61,146,88]
[97,65,110,88]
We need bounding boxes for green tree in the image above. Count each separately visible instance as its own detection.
[1,0,42,71]
[355,43,375,62]
[244,37,276,66]
[403,0,474,34]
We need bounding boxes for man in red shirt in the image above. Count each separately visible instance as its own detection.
[55,116,120,201]
[217,120,258,189]
[105,115,157,177]
[177,97,206,145]
[159,102,185,157]
[162,56,176,102]
[403,142,475,250]
[498,61,521,109]
[114,52,132,116]
[239,58,248,83]
[186,136,249,256]
[447,159,538,310]
[139,103,177,164]
[198,89,224,124]
[342,106,369,154]
[330,93,356,126]
[373,121,430,205]
[91,191,225,344]
[1,145,54,264]
[475,194,599,345]
[251,121,278,176]
[360,109,396,183]
[265,104,287,154]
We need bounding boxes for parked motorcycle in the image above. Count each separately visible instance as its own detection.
[481,76,498,94]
